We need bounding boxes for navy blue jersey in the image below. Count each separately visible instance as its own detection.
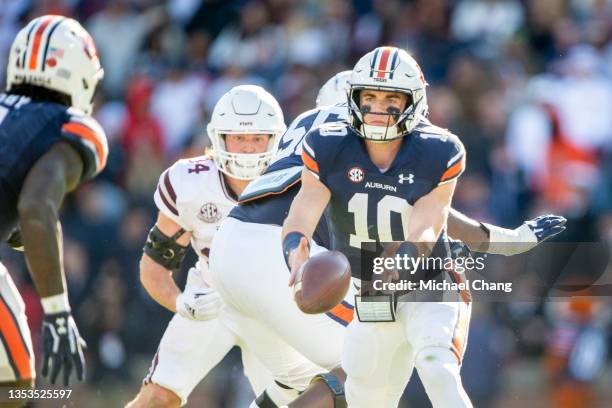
[301,119,465,279]
[0,93,108,241]
[230,103,348,247]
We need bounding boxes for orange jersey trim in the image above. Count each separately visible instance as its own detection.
[440,157,464,182]
[301,149,319,174]
[0,297,32,380]
[450,303,470,364]
[450,270,471,305]
[327,301,354,325]
[62,122,107,170]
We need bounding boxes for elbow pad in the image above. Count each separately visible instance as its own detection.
[143,225,188,270]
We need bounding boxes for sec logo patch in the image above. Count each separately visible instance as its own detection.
[198,202,222,223]
[347,166,364,183]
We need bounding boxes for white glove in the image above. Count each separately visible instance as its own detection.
[175,286,223,321]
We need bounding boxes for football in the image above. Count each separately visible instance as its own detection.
[293,251,351,314]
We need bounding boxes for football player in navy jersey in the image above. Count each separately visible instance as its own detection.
[0,15,107,400]
[281,47,565,407]
[210,66,566,408]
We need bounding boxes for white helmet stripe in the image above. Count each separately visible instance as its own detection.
[41,17,66,72]
[388,49,399,79]
[21,20,39,69]
[369,48,380,77]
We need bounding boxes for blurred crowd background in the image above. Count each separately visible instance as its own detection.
[1,0,611,406]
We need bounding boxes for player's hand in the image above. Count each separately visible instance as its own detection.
[41,312,86,386]
[523,214,567,243]
[175,286,223,321]
[483,214,567,256]
[288,237,310,287]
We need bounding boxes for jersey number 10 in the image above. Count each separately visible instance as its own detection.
[347,193,413,248]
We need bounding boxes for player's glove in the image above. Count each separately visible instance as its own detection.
[481,214,567,256]
[41,311,86,386]
[175,286,223,321]
[6,228,24,251]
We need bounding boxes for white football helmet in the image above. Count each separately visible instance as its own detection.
[207,85,286,180]
[6,15,104,115]
[316,70,352,107]
[348,47,428,141]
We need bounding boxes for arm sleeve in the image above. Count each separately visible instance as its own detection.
[60,113,109,181]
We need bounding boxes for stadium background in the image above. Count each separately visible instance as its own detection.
[1,0,611,406]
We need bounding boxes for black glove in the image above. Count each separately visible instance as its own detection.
[41,312,86,386]
[524,214,567,243]
[6,228,24,251]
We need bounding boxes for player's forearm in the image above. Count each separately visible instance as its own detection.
[447,208,489,252]
[139,254,181,312]
[405,206,448,257]
[282,194,320,240]
[282,170,331,241]
[282,210,315,241]
[405,181,456,255]
[18,197,66,297]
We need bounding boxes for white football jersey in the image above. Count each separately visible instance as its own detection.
[154,155,237,282]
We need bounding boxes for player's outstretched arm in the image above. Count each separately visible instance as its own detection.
[282,168,331,286]
[447,209,567,256]
[17,141,86,385]
[404,180,457,256]
[447,208,490,252]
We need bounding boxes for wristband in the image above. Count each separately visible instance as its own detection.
[41,292,71,314]
[282,231,308,269]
